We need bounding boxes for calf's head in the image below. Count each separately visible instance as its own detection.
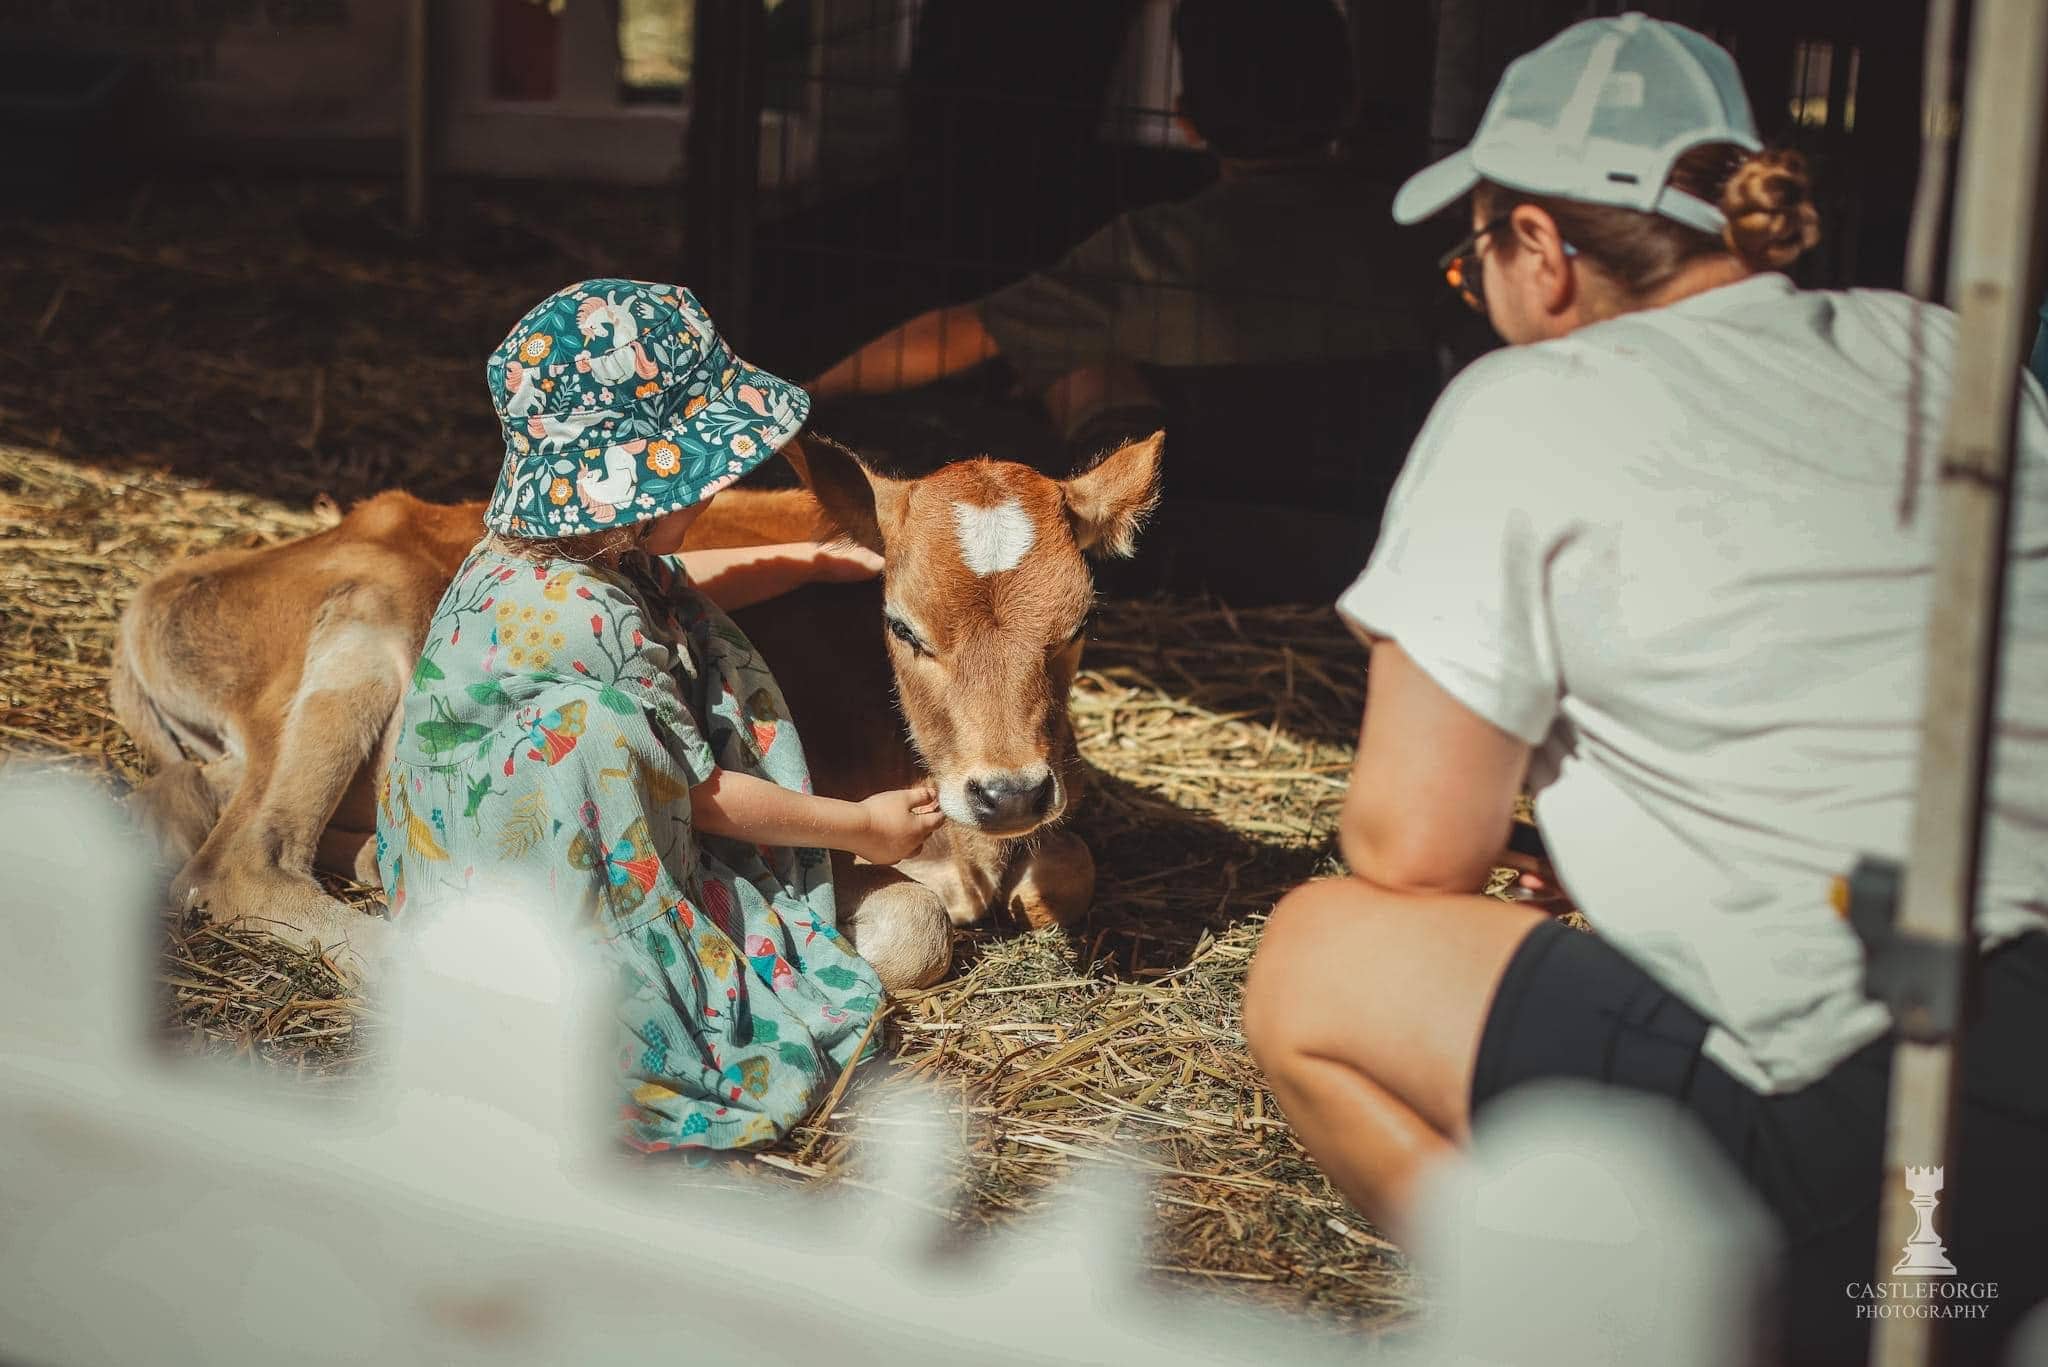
[791,433,1162,838]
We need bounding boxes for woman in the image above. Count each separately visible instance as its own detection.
[1243,15,2048,1363]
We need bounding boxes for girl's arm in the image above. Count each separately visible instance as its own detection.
[691,769,943,866]
[678,542,884,612]
[806,304,999,398]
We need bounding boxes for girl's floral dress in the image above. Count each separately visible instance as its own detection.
[376,542,882,1152]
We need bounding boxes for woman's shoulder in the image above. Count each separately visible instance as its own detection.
[1825,285,1961,348]
[1398,341,1643,508]
[1428,342,1609,436]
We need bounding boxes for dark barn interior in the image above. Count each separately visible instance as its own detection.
[2,0,1946,604]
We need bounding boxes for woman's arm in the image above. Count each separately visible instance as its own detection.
[1337,640,1533,895]
[679,542,883,612]
[807,304,999,398]
[691,769,943,866]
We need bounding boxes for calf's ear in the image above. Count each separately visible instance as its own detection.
[782,435,906,555]
[1062,430,1163,558]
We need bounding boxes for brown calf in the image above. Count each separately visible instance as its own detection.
[112,434,1162,989]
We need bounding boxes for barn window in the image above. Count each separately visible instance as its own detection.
[617,0,695,101]
[1789,39,1859,135]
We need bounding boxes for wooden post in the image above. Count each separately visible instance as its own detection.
[402,0,435,236]
[1902,0,1961,302]
[682,0,766,348]
[1871,0,2048,1364]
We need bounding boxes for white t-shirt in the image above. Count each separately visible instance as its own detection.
[1337,272,2048,1095]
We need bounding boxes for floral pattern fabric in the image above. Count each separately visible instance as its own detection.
[376,542,882,1152]
[483,279,809,537]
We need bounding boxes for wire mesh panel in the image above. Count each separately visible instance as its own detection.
[732,0,1450,601]
[0,0,1947,599]
[709,0,1939,601]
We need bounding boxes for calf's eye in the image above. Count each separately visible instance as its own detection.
[886,616,928,655]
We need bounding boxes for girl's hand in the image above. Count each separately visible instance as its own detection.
[854,782,945,865]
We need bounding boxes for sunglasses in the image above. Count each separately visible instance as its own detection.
[1438,213,1515,313]
[1438,212,1579,313]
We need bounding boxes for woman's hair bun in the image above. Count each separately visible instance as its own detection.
[1720,147,1822,270]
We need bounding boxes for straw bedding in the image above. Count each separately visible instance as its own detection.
[0,440,1423,1326]
[0,177,1546,1334]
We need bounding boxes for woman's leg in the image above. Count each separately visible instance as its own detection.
[1243,876,1547,1241]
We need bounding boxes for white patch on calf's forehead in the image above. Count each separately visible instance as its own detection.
[950,499,1036,576]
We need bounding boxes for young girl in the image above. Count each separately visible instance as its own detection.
[377,279,944,1152]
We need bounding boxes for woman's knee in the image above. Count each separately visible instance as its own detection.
[1244,877,1375,1071]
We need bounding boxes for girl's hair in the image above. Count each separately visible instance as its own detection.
[488,521,649,567]
[1475,143,1823,301]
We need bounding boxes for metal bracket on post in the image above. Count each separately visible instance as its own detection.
[1833,856,1967,1045]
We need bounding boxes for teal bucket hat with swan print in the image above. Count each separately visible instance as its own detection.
[484,279,810,536]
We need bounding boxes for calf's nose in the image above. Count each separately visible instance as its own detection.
[964,771,1056,827]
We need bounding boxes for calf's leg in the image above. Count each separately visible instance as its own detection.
[171,606,406,979]
[110,647,191,771]
[1004,827,1096,930]
[834,855,953,991]
[896,824,1008,928]
[126,760,224,875]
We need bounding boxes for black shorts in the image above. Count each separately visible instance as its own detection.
[1472,918,2048,1366]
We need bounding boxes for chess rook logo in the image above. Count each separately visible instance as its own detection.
[1894,1165,1958,1277]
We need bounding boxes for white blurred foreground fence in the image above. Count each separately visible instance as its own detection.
[0,771,1948,1367]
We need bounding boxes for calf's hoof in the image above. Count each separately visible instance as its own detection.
[175,863,394,985]
[845,880,953,991]
[1007,828,1096,930]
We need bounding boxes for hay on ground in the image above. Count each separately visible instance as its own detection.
[1,439,1441,1326]
[0,176,1609,1333]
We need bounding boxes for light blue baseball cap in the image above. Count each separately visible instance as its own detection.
[1394,12,1762,234]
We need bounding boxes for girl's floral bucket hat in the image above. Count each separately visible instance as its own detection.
[483,279,809,536]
